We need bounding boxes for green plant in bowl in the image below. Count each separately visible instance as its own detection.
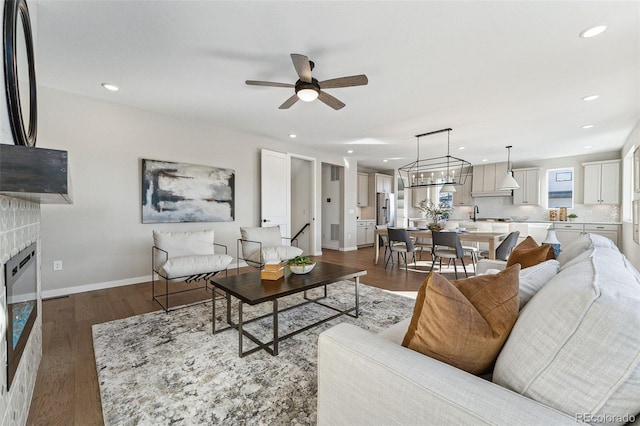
[568,213,578,221]
[286,256,316,274]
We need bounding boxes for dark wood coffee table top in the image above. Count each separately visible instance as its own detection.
[210,261,367,305]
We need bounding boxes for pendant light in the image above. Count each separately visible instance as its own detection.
[498,145,520,191]
[398,128,471,190]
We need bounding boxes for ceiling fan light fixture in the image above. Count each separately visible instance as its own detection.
[296,86,319,102]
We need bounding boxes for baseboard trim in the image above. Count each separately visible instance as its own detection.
[42,275,153,299]
[41,262,254,299]
[340,246,358,252]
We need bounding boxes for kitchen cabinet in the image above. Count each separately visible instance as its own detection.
[512,168,540,205]
[357,173,369,207]
[357,220,375,246]
[553,223,584,247]
[584,224,619,246]
[553,222,620,247]
[412,186,439,207]
[471,162,510,197]
[583,160,620,204]
[376,174,393,193]
[452,170,473,206]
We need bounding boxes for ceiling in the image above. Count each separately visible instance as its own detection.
[34,1,640,171]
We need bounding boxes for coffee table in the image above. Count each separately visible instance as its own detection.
[209,261,367,357]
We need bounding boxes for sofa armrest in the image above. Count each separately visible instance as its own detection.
[475,258,507,275]
[317,323,579,426]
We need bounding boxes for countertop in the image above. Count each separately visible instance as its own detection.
[449,218,622,225]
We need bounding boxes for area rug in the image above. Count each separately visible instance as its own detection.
[92,281,416,425]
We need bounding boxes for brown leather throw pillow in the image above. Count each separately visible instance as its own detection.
[402,265,520,375]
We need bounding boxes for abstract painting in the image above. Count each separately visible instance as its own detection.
[142,159,235,223]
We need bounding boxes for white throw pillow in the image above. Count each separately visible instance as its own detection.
[518,259,559,309]
[479,260,559,310]
[159,254,232,279]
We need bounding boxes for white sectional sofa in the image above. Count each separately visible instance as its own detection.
[317,233,640,425]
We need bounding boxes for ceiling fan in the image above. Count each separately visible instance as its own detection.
[245,53,368,110]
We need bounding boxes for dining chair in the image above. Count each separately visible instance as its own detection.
[386,228,419,273]
[479,231,520,261]
[375,225,392,266]
[429,230,468,279]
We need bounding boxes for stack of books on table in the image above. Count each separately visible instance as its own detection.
[261,261,284,280]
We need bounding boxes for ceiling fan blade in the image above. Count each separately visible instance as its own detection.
[279,94,299,109]
[318,91,345,110]
[290,53,312,83]
[319,74,368,89]
[246,80,294,88]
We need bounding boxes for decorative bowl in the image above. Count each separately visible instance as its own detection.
[289,262,316,274]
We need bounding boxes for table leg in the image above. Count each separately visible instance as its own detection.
[238,300,244,358]
[226,292,231,324]
[212,288,216,334]
[355,276,360,317]
[273,299,279,356]
[374,236,380,264]
[488,238,497,260]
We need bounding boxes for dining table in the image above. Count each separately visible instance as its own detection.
[373,228,509,263]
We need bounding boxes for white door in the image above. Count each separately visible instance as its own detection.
[261,149,290,241]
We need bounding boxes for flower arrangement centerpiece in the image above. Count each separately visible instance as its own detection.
[418,200,451,230]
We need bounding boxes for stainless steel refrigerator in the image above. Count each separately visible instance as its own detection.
[376,192,396,226]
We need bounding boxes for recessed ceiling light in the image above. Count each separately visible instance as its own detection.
[346,149,354,154]
[582,94,600,101]
[458,146,465,150]
[584,145,593,149]
[288,134,297,138]
[580,25,607,38]
[382,159,388,163]
[582,124,595,129]
[482,159,488,162]
[101,83,119,92]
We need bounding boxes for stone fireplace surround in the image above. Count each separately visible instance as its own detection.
[0,194,41,425]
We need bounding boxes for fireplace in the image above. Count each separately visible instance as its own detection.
[5,242,37,390]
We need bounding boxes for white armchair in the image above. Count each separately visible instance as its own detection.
[152,229,233,312]
[238,226,303,269]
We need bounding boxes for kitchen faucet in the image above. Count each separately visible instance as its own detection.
[473,205,479,222]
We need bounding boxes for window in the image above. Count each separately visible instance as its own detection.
[547,167,574,208]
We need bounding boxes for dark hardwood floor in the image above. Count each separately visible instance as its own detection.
[26,246,445,425]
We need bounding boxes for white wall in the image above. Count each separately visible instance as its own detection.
[37,87,352,295]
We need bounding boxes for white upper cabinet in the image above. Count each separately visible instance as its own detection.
[357,173,369,207]
[471,162,510,197]
[512,168,540,205]
[376,174,393,193]
[583,160,620,204]
[452,171,473,206]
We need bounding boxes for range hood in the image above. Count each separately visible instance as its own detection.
[0,144,72,204]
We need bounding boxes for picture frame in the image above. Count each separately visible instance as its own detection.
[141,159,235,223]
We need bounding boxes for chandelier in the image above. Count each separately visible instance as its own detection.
[398,128,472,191]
